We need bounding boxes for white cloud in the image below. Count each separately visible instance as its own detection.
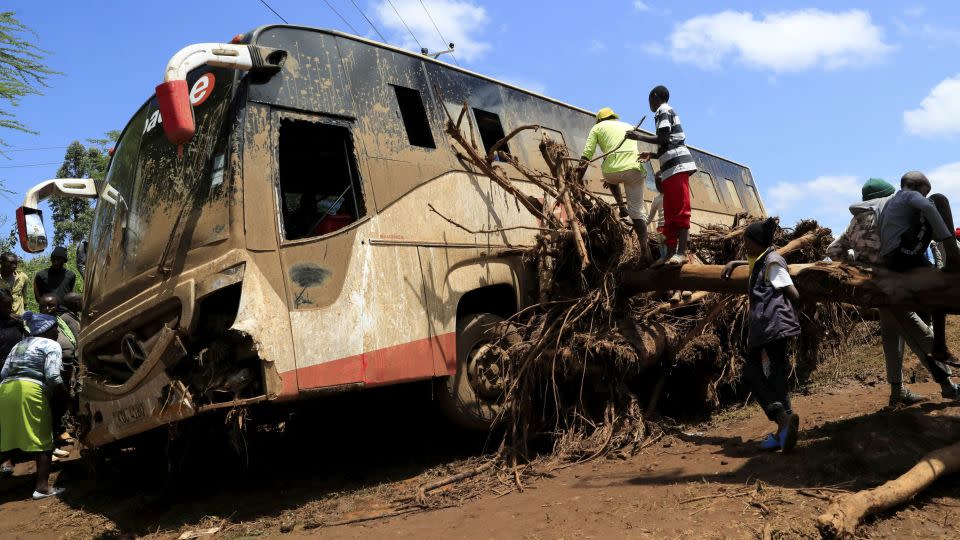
[917,23,960,44]
[765,165,960,237]
[904,6,926,18]
[904,75,960,137]
[927,161,960,208]
[374,0,490,62]
[632,1,669,16]
[763,175,861,234]
[665,9,893,72]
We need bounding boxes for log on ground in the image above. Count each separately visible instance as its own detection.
[816,438,960,539]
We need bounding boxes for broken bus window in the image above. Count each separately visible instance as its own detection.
[278,119,366,241]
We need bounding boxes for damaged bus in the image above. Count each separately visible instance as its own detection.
[16,25,765,448]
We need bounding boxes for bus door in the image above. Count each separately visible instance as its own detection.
[270,109,433,391]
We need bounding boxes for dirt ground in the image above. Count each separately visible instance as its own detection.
[1,320,959,539]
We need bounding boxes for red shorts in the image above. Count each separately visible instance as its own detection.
[662,171,692,247]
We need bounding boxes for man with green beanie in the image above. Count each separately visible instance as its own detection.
[827,178,959,405]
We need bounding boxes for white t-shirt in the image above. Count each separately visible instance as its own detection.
[765,259,793,290]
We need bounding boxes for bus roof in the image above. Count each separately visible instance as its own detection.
[248,24,750,170]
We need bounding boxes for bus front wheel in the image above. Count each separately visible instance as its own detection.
[438,313,517,430]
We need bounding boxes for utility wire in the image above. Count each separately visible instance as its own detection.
[257,0,289,23]
[321,0,361,34]
[386,0,424,50]
[349,0,389,43]
[0,145,69,153]
[419,0,460,66]
[0,161,61,169]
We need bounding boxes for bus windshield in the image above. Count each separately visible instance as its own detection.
[85,66,236,311]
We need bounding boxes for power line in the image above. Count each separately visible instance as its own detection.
[0,145,69,153]
[0,161,61,169]
[257,0,289,23]
[321,0,361,35]
[386,0,424,50]
[349,0,388,43]
[419,0,460,66]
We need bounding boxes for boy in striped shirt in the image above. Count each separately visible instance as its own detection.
[627,85,697,267]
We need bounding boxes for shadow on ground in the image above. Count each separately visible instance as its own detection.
[607,401,960,494]
[3,382,495,538]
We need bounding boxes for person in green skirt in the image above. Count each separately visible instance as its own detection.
[0,311,66,499]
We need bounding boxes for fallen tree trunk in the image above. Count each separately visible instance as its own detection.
[623,262,960,312]
[816,439,960,538]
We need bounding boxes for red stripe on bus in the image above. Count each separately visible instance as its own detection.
[279,332,457,395]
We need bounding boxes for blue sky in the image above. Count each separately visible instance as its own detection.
[2,0,960,241]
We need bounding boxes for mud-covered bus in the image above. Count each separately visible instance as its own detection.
[17,25,765,448]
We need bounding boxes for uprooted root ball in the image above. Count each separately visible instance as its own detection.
[418,102,866,506]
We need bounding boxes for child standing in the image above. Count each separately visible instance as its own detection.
[722,218,802,452]
[627,85,697,267]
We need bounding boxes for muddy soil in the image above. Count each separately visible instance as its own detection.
[1,321,959,539]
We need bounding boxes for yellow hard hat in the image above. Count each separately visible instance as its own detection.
[596,107,618,121]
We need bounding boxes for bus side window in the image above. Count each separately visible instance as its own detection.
[691,171,721,205]
[723,178,744,210]
[742,183,763,215]
[392,85,436,149]
[472,108,510,157]
[278,119,367,241]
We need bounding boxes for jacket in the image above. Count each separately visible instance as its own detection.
[747,249,801,349]
[1,336,63,390]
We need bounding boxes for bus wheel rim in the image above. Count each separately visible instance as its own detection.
[467,342,505,401]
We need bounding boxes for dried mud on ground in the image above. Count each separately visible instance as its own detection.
[0,320,959,539]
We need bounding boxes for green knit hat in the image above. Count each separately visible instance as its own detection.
[862,178,895,201]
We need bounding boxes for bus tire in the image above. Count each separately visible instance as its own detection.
[439,313,517,431]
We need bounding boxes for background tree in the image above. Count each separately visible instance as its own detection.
[50,131,116,246]
[0,11,57,147]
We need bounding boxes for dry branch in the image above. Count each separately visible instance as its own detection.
[487,124,540,163]
[816,439,960,538]
[414,460,496,505]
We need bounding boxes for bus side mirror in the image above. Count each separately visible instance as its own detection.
[16,207,47,254]
[156,79,195,145]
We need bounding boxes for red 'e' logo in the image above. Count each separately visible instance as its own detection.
[190,73,216,106]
